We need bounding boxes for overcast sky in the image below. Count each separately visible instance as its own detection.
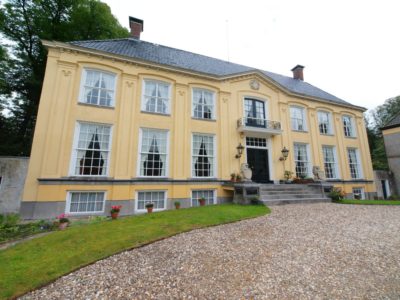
[104,0,400,112]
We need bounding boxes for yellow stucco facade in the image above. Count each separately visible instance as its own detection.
[21,40,375,219]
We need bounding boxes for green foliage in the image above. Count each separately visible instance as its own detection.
[366,95,400,170]
[328,188,345,201]
[0,0,129,155]
[0,204,269,299]
[0,215,56,243]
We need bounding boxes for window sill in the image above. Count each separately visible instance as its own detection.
[192,117,216,122]
[320,133,334,136]
[141,110,171,117]
[78,102,115,110]
[292,129,308,133]
[344,136,357,139]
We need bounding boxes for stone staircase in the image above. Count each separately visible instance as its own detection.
[259,184,331,205]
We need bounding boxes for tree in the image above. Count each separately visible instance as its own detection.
[0,0,129,155]
[366,95,400,170]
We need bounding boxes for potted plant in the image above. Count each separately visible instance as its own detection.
[174,201,181,209]
[198,197,206,206]
[57,213,69,230]
[145,202,154,213]
[236,174,242,182]
[230,173,236,182]
[283,170,293,183]
[110,205,122,219]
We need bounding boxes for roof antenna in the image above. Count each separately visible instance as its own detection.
[225,19,230,62]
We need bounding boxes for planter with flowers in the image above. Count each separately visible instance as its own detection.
[198,197,206,206]
[57,213,69,230]
[145,203,154,213]
[110,205,122,219]
[174,201,181,209]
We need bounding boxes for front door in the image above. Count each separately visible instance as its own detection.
[247,148,270,183]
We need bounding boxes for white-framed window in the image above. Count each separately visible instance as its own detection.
[347,148,362,179]
[246,137,267,148]
[293,143,311,178]
[192,134,215,178]
[342,115,356,137]
[192,88,215,120]
[138,128,168,177]
[70,122,112,176]
[290,106,307,131]
[66,191,105,214]
[0,176,2,190]
[136,191,166,211]
[322,146,339,179]
[352,188,365,200]
[318,111,333,135]
[142,80,171,114]
[191,190,216,206]
[79,69,116,107]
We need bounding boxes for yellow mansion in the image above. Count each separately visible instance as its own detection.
[21,17,375,218]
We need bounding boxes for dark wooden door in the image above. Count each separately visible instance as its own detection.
[247,148,270,183]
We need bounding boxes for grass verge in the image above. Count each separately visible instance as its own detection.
[335,199,400,205]
[0,204,269,299]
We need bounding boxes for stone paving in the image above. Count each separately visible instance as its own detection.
[22,203,400,299]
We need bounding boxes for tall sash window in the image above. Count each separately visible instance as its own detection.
[139,129,168,176]
[80,69,116,107]
[142,80,170,114]
[72,122,111,176]
[318,111,332,134]
[192,134,215,177]
[347,148,362,179]
[322,146,338,179]
[192,89,214,119]
[290,106,307,131]
[294,143,310,178]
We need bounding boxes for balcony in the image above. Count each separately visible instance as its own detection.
[237,117,282,137]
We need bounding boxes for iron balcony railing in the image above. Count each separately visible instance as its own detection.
[237,117,281,130]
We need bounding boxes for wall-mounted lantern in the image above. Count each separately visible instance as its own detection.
[279,147,289,161]
[235,143,245,159]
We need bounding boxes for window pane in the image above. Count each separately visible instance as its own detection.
[192,134,214,177]
[294,144,309,177]
[192,190,215,206]
[82,70,115,107]
[137,191,165,210]
[143,80,170,114]
[73,123,111,176]
[69,192,105,213]
[193,89,214,119]
[140,129,168,176]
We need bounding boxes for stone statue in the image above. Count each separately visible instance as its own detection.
[241,163,252,181]
[312,166,325,181]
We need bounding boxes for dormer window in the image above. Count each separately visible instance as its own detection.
[80,69,116,107]
[142,80,171,114]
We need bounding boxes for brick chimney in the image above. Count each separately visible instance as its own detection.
[129,17,143,39]
[291,65,305,81]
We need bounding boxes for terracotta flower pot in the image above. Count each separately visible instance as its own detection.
[199,199,206,206]
[175,204,180,210]
[111,212,119,220]
[59,222,68,230]
[147,207,153,213]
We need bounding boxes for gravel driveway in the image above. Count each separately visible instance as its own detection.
[22,203,400,299]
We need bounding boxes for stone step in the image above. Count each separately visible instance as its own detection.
[260,190,320,195]
[261,198,331,205]
[261,193,324,200]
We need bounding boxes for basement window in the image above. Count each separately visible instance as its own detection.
[352,188,365,200]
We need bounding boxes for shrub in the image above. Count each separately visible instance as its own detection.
[388,194,399,200]
[328,188,345,201]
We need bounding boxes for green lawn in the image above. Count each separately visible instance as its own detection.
[335,199,400,205]
[0,204,269,299]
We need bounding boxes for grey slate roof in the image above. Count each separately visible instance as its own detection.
[69,38,357,108]
[382,111,400,129]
